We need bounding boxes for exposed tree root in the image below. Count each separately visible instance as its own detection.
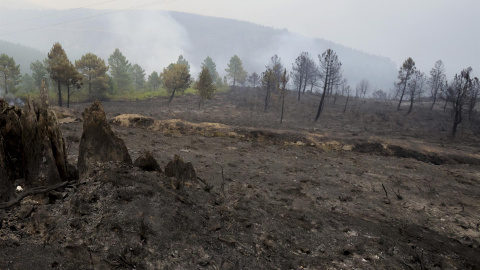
[0,180,76,209]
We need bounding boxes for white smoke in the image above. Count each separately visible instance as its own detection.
[104,11,192,74]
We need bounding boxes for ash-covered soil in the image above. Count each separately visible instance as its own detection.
[1,93,479,269]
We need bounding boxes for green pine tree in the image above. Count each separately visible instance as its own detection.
[195,66,216,109]
[0,53,21,95]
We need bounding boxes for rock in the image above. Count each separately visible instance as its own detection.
[77,101,132,178]
[164,154,197,181]
[17,205,34,219]
[134,152,162,173]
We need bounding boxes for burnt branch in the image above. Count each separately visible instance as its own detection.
[0,180,75,209]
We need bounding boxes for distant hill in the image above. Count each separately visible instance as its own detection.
[0,40,45,74]
[0,9,397,89]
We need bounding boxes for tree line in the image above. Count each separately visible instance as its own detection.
[0,43,228,108]
[0,42,478,138]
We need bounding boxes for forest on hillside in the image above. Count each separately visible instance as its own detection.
[0,9,398,89]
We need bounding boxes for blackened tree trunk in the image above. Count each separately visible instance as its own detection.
[232,66,237,89]
[297,73,303,101]
[430,92,437,110]
[407,94,414,114]
[67,84,70,108]
[397,81,407,111]
[168,88,177,104]
[343,94,349,113]
[3,73,7,95]
[57,80,62,107]
[264,89,270,113]
[452,105,462,138]
[314,73,329,122]
[280,94,285,123]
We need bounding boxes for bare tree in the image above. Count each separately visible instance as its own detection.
[395,57,416,111]
[440,80,449,112]
[314,49,342,122]
[356,79,370,99]
[407,70,425,114]
[248,72,260,88]
[428,60,446,110]
[446,67,475,138]
[303,56,317,94]
[292,52,314,100]
[307,62,320,92]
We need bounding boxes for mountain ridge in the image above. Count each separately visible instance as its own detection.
[0,9,397,89]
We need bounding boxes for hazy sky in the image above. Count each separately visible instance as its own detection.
[1,0,479,76]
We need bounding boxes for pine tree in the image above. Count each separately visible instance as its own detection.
[161,63,191,104]
[75,53,109,100]
[177,55,191,73]
[108,48,131,93]
[65,62,83,108]
[194,66,216,109]
[261,67,276,113]
[225,55,247,88]
[395,57,416,111]
[47,43,71,107]
[314,49,342,122]
[446,67,475,138]
[131,64,146,91]
[30,60,48,90]
[147,71,161,91]
[201,56,220,83]
[0,53,21,95]
[428,60,446,110]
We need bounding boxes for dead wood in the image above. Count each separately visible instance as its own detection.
[0,180,76,209]
[382,183,391,204]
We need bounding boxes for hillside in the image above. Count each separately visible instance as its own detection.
[0,40,45,74]
[0,9,398,89]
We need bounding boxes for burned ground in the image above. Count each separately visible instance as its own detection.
[1,92,479,269]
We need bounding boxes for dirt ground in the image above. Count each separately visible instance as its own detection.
[1,92,479,269]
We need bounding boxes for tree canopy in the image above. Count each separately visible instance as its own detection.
[177,55,191,73]
[194,66,216,109]
[161,63,191,104]
[76,53,109,100]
